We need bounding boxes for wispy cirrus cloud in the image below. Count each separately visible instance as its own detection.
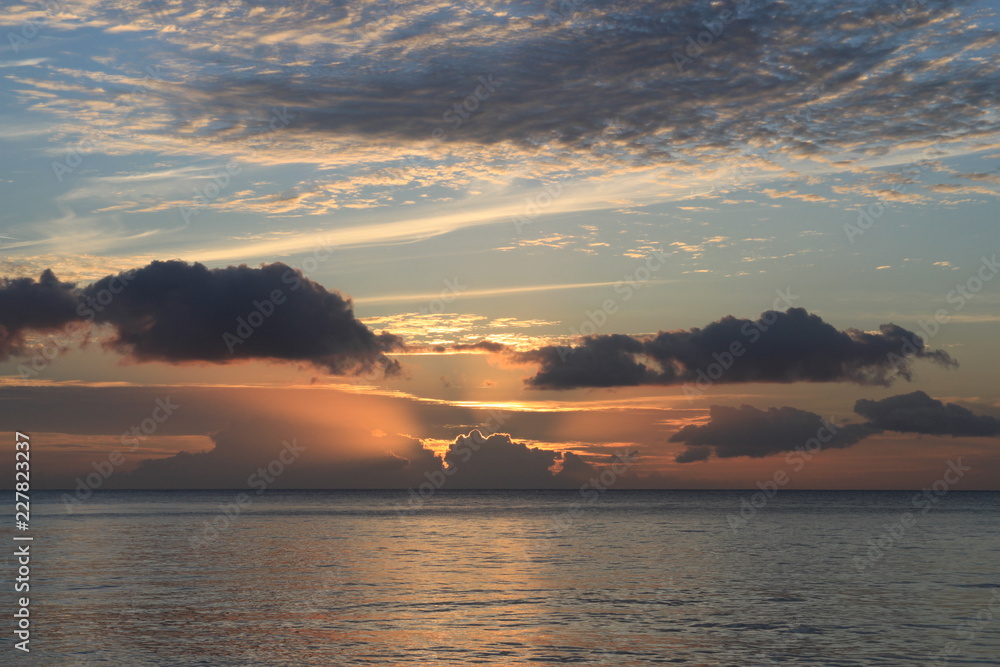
[5,0,998,235]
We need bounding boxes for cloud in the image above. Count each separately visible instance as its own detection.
[357,312,558,348]
[125,422,604,490]
[435,430,615,489]
[8,0,998,225]
[0,382,651,489]
[670,404,876,462]
[926,183,998,196]
[441,430,570,488]
[854,391,1000,437]
[439,340,510,353]
[518,308,957,389]
[0,269,81,359]
[674,446,713,463]
[761,188,834,203]
[1,261,402,375]
[100,0,996,162]
[955,172,1000,185]
[671,390,1000,463]
[83,260,403,374]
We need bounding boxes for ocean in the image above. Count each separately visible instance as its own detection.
[5,490,999,665]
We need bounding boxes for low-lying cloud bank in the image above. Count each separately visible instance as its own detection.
[671,405,875,462]
[121,422,608,490]
[672,392,1000,462]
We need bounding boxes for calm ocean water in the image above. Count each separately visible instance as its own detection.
[3,490,998,665]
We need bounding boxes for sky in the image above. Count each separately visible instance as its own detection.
[0,0,999,491]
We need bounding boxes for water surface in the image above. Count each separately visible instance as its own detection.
[4,490,999,665]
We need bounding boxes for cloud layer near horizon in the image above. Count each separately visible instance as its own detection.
[672,392,1000,462]
[123,422,603,490]
[671,404,875,462]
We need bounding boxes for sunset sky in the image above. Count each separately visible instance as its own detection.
[1,0,998,490]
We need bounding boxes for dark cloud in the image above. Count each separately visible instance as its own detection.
[115,424,604,490]
[854,391,1000,437]
[435,340,509,353]
[674,446,713,464]
[671,390,1000,464]
[554,450,599,481]
[520,334,650,388]
[434,430,620,489]
[97,0,996,164]
[3,261,402,375]
[670,404,876,461]
[442,430,565,488]
[519,308,957,389]
[0,269,81,359]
